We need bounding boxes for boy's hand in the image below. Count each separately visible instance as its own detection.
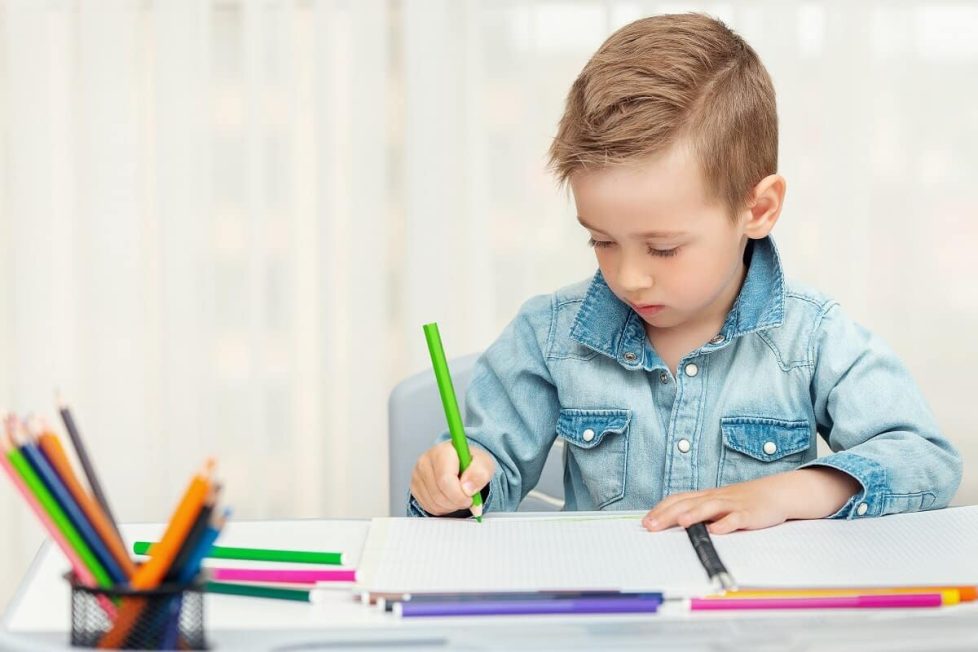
[410,441,495,517]
[642,467,861,534]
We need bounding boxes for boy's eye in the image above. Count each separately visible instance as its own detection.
[587,237,614,249]
[648,246,678,258]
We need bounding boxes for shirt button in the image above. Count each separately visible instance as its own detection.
[582,428,595,443]
[684,363,699,377]
[709,334,725,345]
[677,439,691,453]
[856,502,868,516]
[763,441,777,455]
[659,371,669,384]
[623,352,638,363]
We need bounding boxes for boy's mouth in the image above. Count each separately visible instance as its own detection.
[630,302,665,316]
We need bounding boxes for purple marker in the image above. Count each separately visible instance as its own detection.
[395,596,661,617]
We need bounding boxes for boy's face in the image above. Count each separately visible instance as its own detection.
[571,142,768,334]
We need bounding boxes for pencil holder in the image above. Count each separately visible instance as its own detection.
[65,573,208,650]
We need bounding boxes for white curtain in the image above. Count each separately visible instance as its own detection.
[2,0,977,609]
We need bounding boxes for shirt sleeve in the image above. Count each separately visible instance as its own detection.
[801,302,962,519]
[407,294,561,516]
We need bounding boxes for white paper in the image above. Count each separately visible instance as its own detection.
[713,505,978,588]
[357,506,978,595]
[357,513,713,595]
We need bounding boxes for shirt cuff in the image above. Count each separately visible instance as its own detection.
[799,451,889,519]
[406,482,494,519]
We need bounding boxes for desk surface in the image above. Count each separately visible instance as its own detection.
[4,517,978,651]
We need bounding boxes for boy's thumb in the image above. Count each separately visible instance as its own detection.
[459,460,492,497]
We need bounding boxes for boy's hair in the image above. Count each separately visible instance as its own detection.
[548,13,778,217]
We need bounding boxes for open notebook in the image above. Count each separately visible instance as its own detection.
[356,506,978,596]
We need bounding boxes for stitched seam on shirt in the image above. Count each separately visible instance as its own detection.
[690,354,708,490]
[808,300,839,367]
[756,330,814,371]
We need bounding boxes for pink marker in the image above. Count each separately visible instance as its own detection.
[209,567,356,584]
[690,593,943,611]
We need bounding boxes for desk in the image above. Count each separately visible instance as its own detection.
[4,518,978,651]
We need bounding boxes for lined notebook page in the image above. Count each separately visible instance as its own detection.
[715,505,978,588]
[357,513,713,595]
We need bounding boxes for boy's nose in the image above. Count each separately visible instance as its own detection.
[616,257,654,293]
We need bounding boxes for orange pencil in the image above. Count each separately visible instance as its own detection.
[36,426,136,579]
[99,461,213,648]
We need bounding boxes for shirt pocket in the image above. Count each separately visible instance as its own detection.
[717,416,812,486]
[556,408,631,509]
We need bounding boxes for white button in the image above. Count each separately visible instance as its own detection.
[709,334,725,345]
[623,352,638,362]
[582,428,595,442]
[677,439,691,453]
[763,441,777,455]
[856,502,868,516]
[684,363,698,377]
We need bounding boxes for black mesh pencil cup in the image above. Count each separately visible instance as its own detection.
[66,572,208,650]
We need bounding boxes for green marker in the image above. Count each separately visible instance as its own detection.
[423,322,484,521]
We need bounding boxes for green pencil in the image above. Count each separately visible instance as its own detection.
[204,581,310,602]
[422,322,484,521]
[132,541,344,565]
[6,448,114,588]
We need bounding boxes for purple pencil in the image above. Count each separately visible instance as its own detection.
[395,596,661,617]
[690,593,943,611]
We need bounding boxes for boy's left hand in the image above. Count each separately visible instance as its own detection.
[642,467,861,534]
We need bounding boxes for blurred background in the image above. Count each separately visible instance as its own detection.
[1,0,976,611]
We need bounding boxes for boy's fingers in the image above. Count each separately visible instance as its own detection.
[435,469,472,509]
[644,496,700,531]
[708,512,743,535]
[459,454,494,497]
[675,499,730,528]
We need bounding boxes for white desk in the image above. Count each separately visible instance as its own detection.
[4,518,978,651]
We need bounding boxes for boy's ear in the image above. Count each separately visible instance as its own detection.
[741,174,786,238]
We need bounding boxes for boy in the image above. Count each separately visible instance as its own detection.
[408,13,961,533]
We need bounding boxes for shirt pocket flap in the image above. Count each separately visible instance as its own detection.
[557,408,631,449]
[720,417,811,462]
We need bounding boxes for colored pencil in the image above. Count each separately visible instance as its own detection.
[209,568,356,584]
[133,541,345,566]
[378,590,663,612]
[18,430,126,584]
[204,581,312,602]
[712,587,962,606]
[717,586,976,602]
[0,424,105,595]
[36,427,135,580]
[100,462,214,648]
[396,595,662,617]
[3,423,112,588]
[58,396,123,545]
[422,322,483,521]
[689,593,943,611]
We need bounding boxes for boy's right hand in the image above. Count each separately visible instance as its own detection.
[410,441,495,517]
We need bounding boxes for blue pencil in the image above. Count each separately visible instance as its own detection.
[20,438,127,585]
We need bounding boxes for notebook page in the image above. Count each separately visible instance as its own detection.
[357,513,714,595]
[713,505,978,588]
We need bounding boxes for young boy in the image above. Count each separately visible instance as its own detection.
[408,13,961,533]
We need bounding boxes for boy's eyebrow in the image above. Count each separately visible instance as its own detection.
[577,216,685,238]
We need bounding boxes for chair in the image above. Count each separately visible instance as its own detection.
[388,353,565,516]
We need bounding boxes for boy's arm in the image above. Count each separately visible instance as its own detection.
[800,302,962,518]
[407,294,560,516]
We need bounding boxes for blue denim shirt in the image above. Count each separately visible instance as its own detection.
[409,236,961,519]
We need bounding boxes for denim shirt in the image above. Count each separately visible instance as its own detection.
[408,236,962,519]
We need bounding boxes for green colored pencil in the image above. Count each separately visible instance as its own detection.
[133,541,344,565]
[422,322,484,521]
[7,448,114,588]
[204,581,310,602]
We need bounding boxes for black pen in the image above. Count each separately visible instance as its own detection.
[686,522,737,591]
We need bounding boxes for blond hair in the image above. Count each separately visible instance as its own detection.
[548,13,778,216]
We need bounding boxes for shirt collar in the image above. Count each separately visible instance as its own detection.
[569,236,786,367]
